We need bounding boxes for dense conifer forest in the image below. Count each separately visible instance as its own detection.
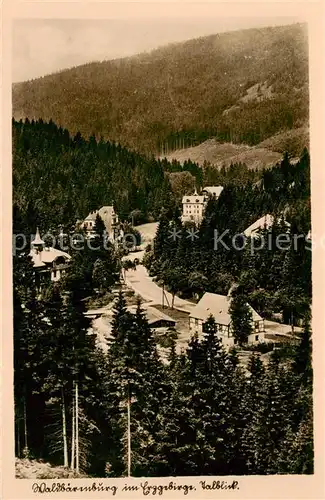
[14,253,313,476]
[13,112,312,476]
[145,149,311,326]
[13,118,262,229]
[13,258,313,476]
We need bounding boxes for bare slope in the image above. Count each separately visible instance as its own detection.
[163,125,309,168]
[163,139,283,169]
[258,126,309,155]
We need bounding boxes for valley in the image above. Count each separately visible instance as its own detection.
[11,19,313,479]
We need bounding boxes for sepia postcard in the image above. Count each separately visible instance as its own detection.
[1,1,325,499]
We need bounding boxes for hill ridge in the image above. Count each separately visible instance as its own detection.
[12,22,309,154]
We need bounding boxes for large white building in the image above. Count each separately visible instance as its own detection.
[181,192,206,224]
[189,292,265,347]
[181,186,224,224]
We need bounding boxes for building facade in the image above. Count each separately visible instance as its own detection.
[243,214,291,238]
[29,228,71,285]
[81,206,118,239]
[181,186,224,224]
[189,292,265,347]
[181,193,206,224]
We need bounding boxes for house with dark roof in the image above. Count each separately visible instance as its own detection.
[128,305,176,330]
[29,228,71,285]
[189,292,265,346]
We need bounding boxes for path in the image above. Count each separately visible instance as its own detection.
[124,263,196,314]
[124,221,196,314]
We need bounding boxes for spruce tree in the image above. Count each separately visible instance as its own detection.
[153,209,170,260]
[108,293,162,475]
[229,295,253,345]
[93,213,107,240]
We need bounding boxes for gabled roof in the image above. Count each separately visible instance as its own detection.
[243,214,290,238]
[128,305,176,326]
[244,214,274,237]
[189,292,262,325]
[98,206,115,216]
[84,212,98,222]
[29,247,71,267]
[84,206,115,222]
[202,186,224,197]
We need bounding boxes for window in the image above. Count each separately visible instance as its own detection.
[255,335,259,341]
[53,270,57,278]
[255,321,260,331]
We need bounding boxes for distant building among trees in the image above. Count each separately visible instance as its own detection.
[181,186,223,224]
[243,214,290,238]
[81,206,118,240]
[29,228,71,285]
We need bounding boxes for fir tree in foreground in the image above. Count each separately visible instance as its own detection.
[13,260,313,476]
[229,294,253,345]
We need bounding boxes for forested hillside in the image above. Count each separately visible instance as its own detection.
[13,143,313,476]
[145,149,311,326]
[13,119,263,229]
[12,119,195,228]
[12,19,313,479]
[12,23,308,154]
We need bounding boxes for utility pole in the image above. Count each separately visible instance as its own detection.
[23,395,29,457]
[70,381,75,470]
[61,387,68,468]
[127,383,131,477]
[75,381,79,474]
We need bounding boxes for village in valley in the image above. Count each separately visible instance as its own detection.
[28,184,304,369]
[12,18,313,479]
